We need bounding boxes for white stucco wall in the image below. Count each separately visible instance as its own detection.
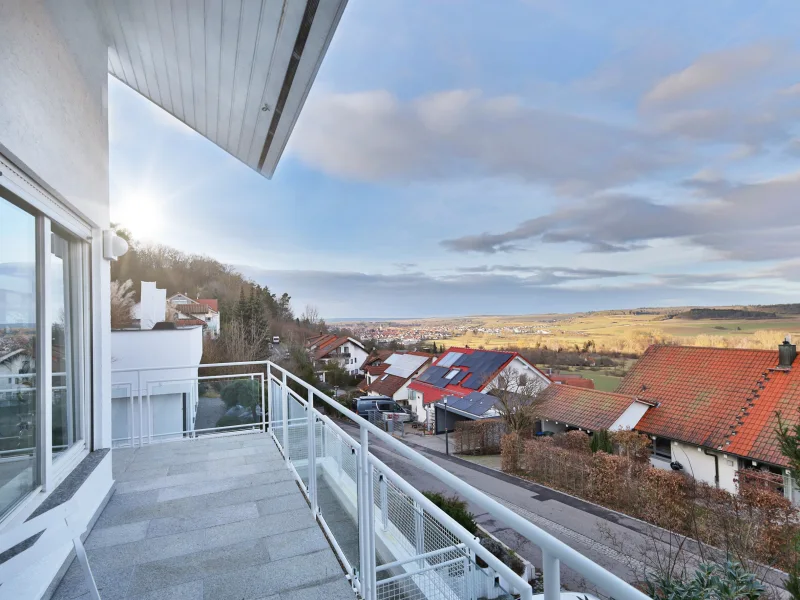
[488,356,551,390]
[0,0,109,227]
[111,328,203,444]
[541,420,568,434]
[657,441,737,493]
[609,402,650,431]
[138,281,167,330]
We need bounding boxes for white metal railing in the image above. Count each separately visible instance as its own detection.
[109,360,650,600]
[265,361,652,600]
[110,361,267,448]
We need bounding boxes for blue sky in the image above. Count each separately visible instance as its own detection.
[109,0,800,319]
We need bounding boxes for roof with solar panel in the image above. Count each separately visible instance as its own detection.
[409,347,550,404]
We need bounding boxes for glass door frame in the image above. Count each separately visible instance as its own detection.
[0,165,93,511]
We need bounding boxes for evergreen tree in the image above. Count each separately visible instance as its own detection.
[590,429,614,454]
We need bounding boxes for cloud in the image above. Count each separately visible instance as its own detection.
[454,265,637,284]
[290,89,673,193]
[643,44,777,106]
[442,171,800,261]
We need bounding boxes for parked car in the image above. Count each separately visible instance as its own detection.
[352,396,412,423]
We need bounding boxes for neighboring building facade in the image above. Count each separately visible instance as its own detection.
[408,347,551,425]
[364,352,433,410]
[110,325,204,446]
[168,293,221,337]
[308,333,369,378]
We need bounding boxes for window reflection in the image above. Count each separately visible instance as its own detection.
[0,197,38,517]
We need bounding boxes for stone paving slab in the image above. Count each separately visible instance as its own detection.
[51,433,352,600]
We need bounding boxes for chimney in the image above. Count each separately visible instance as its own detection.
[778,336,796,369]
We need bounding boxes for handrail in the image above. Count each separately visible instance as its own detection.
[114,359,650,600]
[266,360,651,600]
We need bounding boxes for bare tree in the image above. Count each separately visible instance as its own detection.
[486,370,548,434]
[110,279,136,329]
[301,305,321,327]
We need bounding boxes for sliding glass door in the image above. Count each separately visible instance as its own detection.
[0,193,89,520]
[0,197,38,516]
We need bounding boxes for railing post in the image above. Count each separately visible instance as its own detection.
[307,388,317,514]
[380,473,388,531]
[266,365,271,434]
[358,426,376,600]
[137,371,144,447]
[261,369,267,433]
[414,500,425,568]
[542,551,560,600]
[281,371,289,461]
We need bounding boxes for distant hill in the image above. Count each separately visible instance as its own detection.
[677,308,779,320]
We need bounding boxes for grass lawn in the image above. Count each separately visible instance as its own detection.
[457,454,502,470]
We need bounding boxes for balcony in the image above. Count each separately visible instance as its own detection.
[50,361,649,600]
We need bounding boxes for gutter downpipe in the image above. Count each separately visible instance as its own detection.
[704,448,720,488]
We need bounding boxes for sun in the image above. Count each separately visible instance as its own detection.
[113,189,164,241]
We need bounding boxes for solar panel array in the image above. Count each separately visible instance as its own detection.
[453,351,511,390]
[416,350,513,390]
[438,392,500,417]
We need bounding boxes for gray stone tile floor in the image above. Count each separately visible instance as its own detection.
[51,433,353,600]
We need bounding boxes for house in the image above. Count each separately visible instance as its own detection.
[362,349,395,385]
[307,333,369,378]
[615,342,800,498]
[432,391,502,434]
[168,293,221,338]
[408,347,551,425]
[535,342,800,501]
[532,384,655,434]
[364,352,433,410]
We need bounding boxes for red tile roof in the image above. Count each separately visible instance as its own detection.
[725,360,800,466]
[365,364,389,377]
[366,374,407,397]
[197,299,218,312]
[550,374,595,389]
[174,318,206,327]
[534,385,643,432]
[617,345,778,449]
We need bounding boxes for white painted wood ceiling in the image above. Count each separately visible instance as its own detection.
[100,0,347,177]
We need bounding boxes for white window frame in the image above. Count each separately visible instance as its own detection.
[0,168,92,512]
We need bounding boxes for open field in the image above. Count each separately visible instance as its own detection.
[430,310,800,354]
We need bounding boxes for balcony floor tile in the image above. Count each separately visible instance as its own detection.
[51,433,351,600]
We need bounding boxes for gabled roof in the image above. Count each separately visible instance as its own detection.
[534,385,647,432]
[409,347,547,404]
[197,299,219,312]
[173,303,212,315]
[365,352,432,396]
[174,318,206,328]
[365,364,389,377]
[366,374,407,397]
[725,357,800,466]
[617,345,778,449]
[312,336,365,361]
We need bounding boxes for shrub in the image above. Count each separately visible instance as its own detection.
[422,491,477,535]
[645,561,764,600]
[501,432,524,472]
[477,537,525,575]
[590,429,613,454]
[551,430,591,454]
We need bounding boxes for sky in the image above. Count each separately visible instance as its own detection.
[109,0,800,319]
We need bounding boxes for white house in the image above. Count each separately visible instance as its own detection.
[364,352,433,410]
[168,293,221,338]
[308,333,369,378]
